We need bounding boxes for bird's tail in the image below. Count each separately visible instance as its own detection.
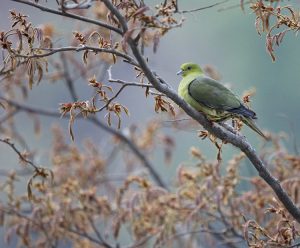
[241,117,267,139]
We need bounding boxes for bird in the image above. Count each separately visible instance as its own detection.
[177,62,266,139]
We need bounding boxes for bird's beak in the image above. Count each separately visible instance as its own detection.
[176,69,183,75]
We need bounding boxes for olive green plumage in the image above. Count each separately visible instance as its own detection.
[177,62,266,139]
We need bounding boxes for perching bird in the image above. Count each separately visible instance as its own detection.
[177,62,266,139]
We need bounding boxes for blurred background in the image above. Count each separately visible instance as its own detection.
[1,0,300,246]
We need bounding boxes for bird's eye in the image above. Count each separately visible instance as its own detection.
[187,66,191,70]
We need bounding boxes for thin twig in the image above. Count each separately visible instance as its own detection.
[177,0,229,14]
[162,118,191,123]
[98,84,128,112]
[0,138,38,170]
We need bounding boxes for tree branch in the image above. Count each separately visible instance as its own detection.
[101,0,300,223]
[11,0,123,35]
[14,46,138,66]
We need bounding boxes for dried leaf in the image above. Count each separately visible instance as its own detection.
[0,205,4,226]
[27,177,33,200]
[122,105,130,116]
[69,110,76,141]
[83,50,89,64]
[36,60,43,84]
[117,115,121,129]
[112,54,116,64]
[0,102,5,109]
[26,59,35,89]
[145,86,150,97]
[132,6,150,18]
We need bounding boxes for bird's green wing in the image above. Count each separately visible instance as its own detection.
[188,76,241,111]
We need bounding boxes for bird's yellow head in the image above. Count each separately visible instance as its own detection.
[177,63,203,77]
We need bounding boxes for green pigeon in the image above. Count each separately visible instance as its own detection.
[177,62,266,139]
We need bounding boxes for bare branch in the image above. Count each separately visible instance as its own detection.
[108,79,153,87]
[98,66,154,112]
[11,0,123,35]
